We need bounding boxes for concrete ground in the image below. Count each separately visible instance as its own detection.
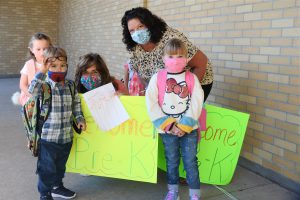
[0,78,299,200]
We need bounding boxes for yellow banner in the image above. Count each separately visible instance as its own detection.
[67,96,249,185]
[66,96,158,183]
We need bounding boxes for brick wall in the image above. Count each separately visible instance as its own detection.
[58,0,143,79]
[0,0,58,76]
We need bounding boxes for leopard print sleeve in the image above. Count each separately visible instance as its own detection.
[127,26,213,86]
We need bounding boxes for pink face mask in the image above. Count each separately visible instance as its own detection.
[163,57,187,73]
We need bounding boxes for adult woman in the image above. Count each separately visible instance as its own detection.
[121,7,213,101]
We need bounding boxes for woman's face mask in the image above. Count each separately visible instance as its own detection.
[80,74,102,91]
[163,56,187,73]
[131,28,151,45]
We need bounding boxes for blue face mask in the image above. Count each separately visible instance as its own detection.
[131,28,151,44]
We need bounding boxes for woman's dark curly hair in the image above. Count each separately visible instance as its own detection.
[74,53,118,93]
[121,7,167,51]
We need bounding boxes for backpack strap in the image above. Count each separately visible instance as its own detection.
[67,80,82,134]
[40,83,52,127]
[157,70,195,107]
[67,80,75,100]
[157,69,168,107]
[185,71,195,95]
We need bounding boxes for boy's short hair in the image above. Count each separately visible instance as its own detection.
[44,46,67,63]
[164,38,187,57]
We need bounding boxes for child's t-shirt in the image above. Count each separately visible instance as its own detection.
[146,71,204,134]
[20,60,40,75]
[19,59,41,105]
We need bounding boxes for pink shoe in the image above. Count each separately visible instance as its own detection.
[164,190,180,200]
[190,194,200,200]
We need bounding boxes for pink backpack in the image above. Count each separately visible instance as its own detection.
[125,63,145,96]
[157,69,207,140]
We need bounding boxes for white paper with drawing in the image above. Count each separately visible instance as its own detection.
[83,83,129,131]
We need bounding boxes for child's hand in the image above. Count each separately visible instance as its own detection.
[27,140,32,149]
[25,90,32,97]
[170,124,185,136]
[114,91,121,96]
[39,58,50,74]
[77,122,86,131]
[177,131,186,137]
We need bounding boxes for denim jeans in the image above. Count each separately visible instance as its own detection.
[161,130,200,189]
[37,140,72,196]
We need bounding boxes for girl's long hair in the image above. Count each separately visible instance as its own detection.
[74,53,118,93]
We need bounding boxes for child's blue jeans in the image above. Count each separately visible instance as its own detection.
[37,140,72,196]
[161,130,200,189]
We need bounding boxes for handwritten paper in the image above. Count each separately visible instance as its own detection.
[83,83,129,131]
[67,96,158,183]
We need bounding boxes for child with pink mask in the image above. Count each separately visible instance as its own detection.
[146,38,204,200]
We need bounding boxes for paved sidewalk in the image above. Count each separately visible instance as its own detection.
[0,78,299,200]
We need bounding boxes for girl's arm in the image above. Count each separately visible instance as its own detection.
[19,74,31,97]
[176,74,204,133]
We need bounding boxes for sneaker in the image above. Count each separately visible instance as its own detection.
[190,194,200,200]
[51,186,76,199]
[164,190,180,200]
[40,194,54,200]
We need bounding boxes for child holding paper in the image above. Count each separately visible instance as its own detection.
[74,53,128,95]
[146,38,204,200]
